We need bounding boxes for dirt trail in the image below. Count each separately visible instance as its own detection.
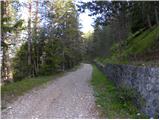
[1,64,99,119]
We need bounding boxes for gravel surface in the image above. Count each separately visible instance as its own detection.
[1,64,99,119]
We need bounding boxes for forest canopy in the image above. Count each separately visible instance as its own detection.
[78,1,159,65]
[1,0,85,82]
[1,0,159,83]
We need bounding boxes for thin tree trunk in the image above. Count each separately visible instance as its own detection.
[155,8,158,25]
[62,50,65,71]
[35,0,38,33]
[28,0,32,76]
[147,14,152,28]
[35,0,39,75]
[1,1,5,82]
[32,0,39,76]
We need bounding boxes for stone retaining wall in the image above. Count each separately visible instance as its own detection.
[95,62,159,118]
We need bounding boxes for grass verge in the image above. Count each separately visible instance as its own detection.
[1,64,81,110]
[1,72,64,109]
[91,64,148,119]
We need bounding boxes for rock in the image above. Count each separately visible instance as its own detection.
[7,106,12,109]
[137,113,140,116]
[95,62,159,117]
[97,105,101,107]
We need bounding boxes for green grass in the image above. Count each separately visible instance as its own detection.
[96,26,158,65]
[1,72,64,109]
[91,65,148,119]
[125,26,158,55]
[2,75,55,96]
[1,64,81,110]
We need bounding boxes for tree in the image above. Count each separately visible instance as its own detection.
[1,0,24,83]
[12,0,84,81]
[27,0,32,76]
[78,1,158,58]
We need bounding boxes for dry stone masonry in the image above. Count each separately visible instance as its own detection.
[95,62,159,118]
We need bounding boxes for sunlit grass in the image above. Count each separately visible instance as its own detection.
[2,76,54,96]
[96,26,158,66]
[126,26,158,54]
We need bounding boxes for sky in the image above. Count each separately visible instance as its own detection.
[79,10,94,33]
[75,0,94,33]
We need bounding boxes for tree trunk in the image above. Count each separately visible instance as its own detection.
[155,8,158,25]
[1,0,10,83]
[1,1,5,82]
[28,0,32,76]
[147,14,152,28]
[62,50,65,71]
[35,0,39,75]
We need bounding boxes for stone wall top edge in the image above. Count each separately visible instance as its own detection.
[103,63,159,70]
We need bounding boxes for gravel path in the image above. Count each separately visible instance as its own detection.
[1,64,99,119]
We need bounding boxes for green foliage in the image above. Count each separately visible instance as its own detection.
[125,26,158,55]
[1,15,24,35]
[86,25,115,57]
[12,43,29,81]
[38,39,63,75]
[91,65,148,118]
[12,39,61,79]
[12,0,83,81]
[78,1,158,32]
[130,2,158,32]
[97,26,158,65]
[13,36,82,80]
[79,1,158,62]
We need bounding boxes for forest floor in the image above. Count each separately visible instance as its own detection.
[1,64,99,119]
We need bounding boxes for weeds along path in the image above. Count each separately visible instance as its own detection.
[2,64,99,119]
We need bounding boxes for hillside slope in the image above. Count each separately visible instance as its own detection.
[96,26,159,66]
